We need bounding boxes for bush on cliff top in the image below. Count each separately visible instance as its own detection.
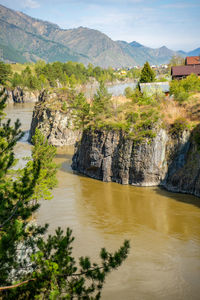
[170,74,200,103]
[169,117,189,136]
[78,84,162,142]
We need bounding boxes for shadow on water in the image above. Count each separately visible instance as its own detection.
[56,153,75,160]
[155,186,200,208]
[59,152,200,209]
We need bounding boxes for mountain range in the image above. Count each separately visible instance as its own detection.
[0,4,199,68]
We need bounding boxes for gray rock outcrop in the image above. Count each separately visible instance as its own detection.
[164,125,200,197]
[1,86,39,103]
[0,86,13,103]
[12,87,39,103]
[29,105,81,146]
[72,127,200,197]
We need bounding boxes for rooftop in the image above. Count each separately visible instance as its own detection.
[171,65,200,77]
[186,56,200,65]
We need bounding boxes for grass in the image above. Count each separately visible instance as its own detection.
[161,93,200,127]
[10,62,35,74]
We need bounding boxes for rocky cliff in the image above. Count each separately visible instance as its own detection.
[71,126,200,197]
[11,87,39,103]
[164,125,200,196]
[2,86,39,103]
[29,91,81,146]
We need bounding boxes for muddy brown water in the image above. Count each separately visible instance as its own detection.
[5,103,200,300]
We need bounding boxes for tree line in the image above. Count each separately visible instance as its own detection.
[0,60,141,90]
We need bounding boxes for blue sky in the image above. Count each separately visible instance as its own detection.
[1,0,200,51]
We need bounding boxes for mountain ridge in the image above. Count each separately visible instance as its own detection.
[0,4,198,67]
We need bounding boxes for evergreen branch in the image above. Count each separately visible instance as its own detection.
[70,266,104,277]
[0,279,36,291]
[0,197,22,230]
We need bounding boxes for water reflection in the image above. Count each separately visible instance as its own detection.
[37,152,200,300]
[107,82,137,96]
[72,169,200,240]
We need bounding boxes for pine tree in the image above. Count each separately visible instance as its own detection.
[0,89,130,299]
[0,62,12,85]
[92,82,112,117]
[71,92,90,129]
[139,61,156,83]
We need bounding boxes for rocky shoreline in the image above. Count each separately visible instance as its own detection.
[4,86,39,103]
[71,127,200,197]
[26,84,200,198]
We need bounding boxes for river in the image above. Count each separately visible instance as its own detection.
[107,81,137,96]
[5,99,200,300]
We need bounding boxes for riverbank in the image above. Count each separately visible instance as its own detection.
[27,78,200,197]
[4,102,200,300]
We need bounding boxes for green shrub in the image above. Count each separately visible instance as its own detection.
[61,101,67,111]
[170,117,188,136]
[194,126,200,151]
[11,72,23,87]
[170,74,200,103]
[71,93,90,129]
[126,112,139,124]
[92,82,112,117]
[0,61,12,85]
[124,86,134,98]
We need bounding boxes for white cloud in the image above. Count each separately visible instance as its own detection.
[22,0,40,9]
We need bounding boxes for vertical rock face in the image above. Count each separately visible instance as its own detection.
[72,127,200,197]
[0,86,13,103]
[5,88,13,103]
[29,105,81,146]
[164,125,200,197]
[1,87,39,103]
[12,87,39,103]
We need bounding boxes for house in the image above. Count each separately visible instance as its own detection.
[185,56,200,66]
[171,65,200,80]
[139,82,170,96]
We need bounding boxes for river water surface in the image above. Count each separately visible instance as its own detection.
[5,100,200,300]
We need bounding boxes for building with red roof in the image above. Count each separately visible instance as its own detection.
[185,56,200,66]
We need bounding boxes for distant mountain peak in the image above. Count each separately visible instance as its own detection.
[129,41,143,48]
[0,3,199,67]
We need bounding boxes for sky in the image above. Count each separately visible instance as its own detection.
[0,0,200,51]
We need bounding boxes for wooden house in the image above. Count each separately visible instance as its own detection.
[171,65,200,80]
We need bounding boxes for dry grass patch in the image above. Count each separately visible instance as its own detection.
[183,93,200,122]
[161,93,200,129]
[161,99,188,125]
